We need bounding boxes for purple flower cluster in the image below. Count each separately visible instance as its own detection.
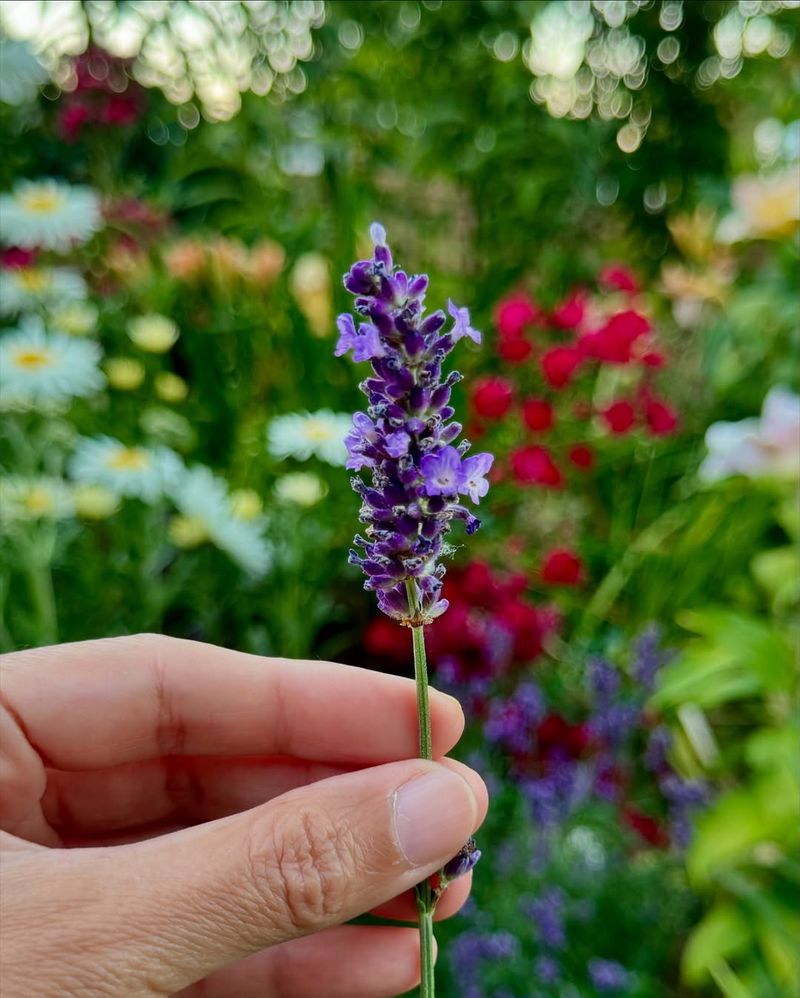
[338,223,493,623]
[525,887,567,949]
[588,958,630,992]
[449,930,520,998]
[485,681,544,752]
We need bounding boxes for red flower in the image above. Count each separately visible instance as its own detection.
[541,548,584,586]
[101,94,139,126]
[460,560,500,608]
[472,376,514,419]
[1,247,38,268]
[59,103,90,141]
[568,444,594,470]
[510,445,564,488]
[601,400,636,435]
[363,617,410,660]
[521,398,554,433]
[644,398,678,436]
[623,805,668,848]
[578,309,651,364]
[599,264,639,295]
[496,598,545,662]
[537,714,590,759]
[642,350,665,368]
[552,291,586,329]
[540,346,582,389]
[498,333,533,363]
[494,292,541,338]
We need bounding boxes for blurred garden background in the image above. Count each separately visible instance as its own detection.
[0,1,798,995]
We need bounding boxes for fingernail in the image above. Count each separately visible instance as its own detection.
[393,766,478,868]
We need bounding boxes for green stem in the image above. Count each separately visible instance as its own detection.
[405,579,436,998]
[417,891,436,997]
[25,557,58,646]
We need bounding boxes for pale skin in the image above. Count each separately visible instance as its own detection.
[0,634,488,998]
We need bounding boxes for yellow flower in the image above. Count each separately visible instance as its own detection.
[168,514,210,549]
[290,253,332,337]
[49,301,98,336]
[209,236,250,286]
[128,314,179,353]
[230,488,263,521]
[667,207,718,263]
[72,484,120,519]
[154,371,188,403]
[105,357,145,391]
[731,171,800,240]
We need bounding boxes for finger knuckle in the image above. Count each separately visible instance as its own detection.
[248,805,358,933]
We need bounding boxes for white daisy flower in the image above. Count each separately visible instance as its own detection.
[0,316,104,409]
[69,436,183,504]
[0,265,87,316]
[0,179,103,251]
[168,465,271,576]
[267,409,352,466]
[0,477,75,526]
[0,39,49,107]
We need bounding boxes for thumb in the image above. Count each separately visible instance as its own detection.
[96,758,486,994]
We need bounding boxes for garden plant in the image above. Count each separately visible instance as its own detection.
[0,2,798,997]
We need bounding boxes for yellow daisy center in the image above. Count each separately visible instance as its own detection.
[303,420,334,441]
[13,347,53,370]
[15,269,50,292]
[107,447,150,472]
[18,188,66,214]
[24,488,54,515]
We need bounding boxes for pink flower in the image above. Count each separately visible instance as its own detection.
[510,445,564,488]
[472,376,514,419]
[521,398,555,432]
[495,292,541,337]
[59,103,90,142]
[601,400,637,435]
[1,247,38,268]
[644,398,678,436]
[552,291,586,330]
[498,332,533,363]
[540,346,582,389]
[578,309,651,364]
[599,264,639,295]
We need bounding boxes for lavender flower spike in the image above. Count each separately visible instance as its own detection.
[338,223,493,627]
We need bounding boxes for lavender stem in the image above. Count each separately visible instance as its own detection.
[406,578,433,761]
[406,578,436,997]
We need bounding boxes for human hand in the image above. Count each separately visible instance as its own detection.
[0,634,487,997]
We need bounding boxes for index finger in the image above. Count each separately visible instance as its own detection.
[0,634,464,770]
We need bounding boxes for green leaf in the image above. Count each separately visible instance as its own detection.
[653,610,795,709]
[682,905,750,986]
[751,546,800,612]
[688,771,800,885]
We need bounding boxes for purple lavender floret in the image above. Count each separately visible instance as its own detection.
[442,836,482,881]
[588,958,630,992]
[632,624,672,690]
[338,223,493,623]
[534,954,561,985]
[526,887,567,950]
